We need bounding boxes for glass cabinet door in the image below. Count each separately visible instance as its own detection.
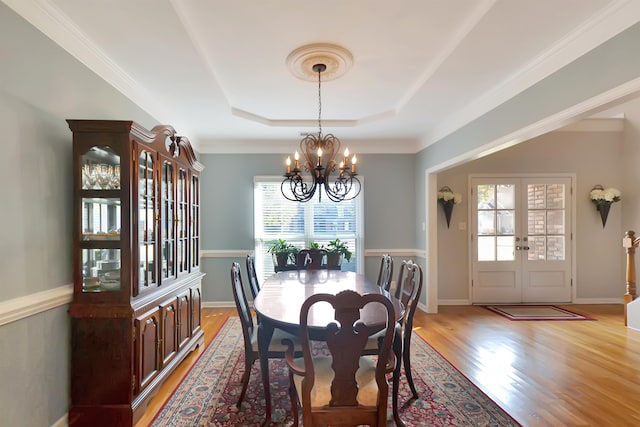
[79,146,122,293]
[190,173,200,271]
[177,168,188,275]
[138,149,157,294]
[160,158,176,282]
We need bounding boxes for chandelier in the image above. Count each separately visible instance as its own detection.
[281,61,361,203]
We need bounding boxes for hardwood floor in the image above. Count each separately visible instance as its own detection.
[135,304,640,427]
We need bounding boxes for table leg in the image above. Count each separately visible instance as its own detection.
[392,324,405,427]
[257,318,275,426]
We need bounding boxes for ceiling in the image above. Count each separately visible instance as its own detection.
[5,0,640,153]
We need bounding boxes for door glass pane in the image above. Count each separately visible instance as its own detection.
[477,236,495,261]
[547,210,564,234]
[497,210,514,235]
[496,184,515,209]
[546,184,565,209]
[477,211,495,235]
[528,184,546,209]
[546,236,565,261]
[497,236,515,261]
[528,236,546,260]
[528,210,545,235]
[477,185,495,208]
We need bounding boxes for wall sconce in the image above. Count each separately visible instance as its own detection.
[589,185,621,228]
[437,186,462,228]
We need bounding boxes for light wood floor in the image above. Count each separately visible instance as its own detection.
[136,304,640,427]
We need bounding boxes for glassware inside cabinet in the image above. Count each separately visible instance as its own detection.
[81,146,121,190]
[82,248,121,292]
[82,198,121,240]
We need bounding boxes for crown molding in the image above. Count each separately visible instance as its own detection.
[556,117,624,132]
[419,0,640,150]
[1,0,188,146]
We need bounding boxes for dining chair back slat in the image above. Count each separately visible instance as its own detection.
[376,253,394,291]
[284,289,396,427]
[246,254,260,299]
[296,248,328,269]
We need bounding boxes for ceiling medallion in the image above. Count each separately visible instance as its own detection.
[286,43,353,82]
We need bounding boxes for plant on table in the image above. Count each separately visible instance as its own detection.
[267,239,299,267]
[326,238,352,268]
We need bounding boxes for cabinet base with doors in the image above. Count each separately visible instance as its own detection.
[67,120,205,427]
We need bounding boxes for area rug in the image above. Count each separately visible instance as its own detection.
[151,317,521,426]
[484,305,594,321]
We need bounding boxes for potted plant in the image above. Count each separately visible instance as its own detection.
[267,239,299,270]
[325,238,352,269]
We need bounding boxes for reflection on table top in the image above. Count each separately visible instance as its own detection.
[253,269,403,331]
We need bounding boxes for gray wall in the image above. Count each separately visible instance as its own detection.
[199,153,417,303]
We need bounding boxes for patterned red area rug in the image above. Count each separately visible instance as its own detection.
[484,305,595,321]
[152,317,521,426]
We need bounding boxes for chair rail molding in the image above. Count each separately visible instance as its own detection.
[0,285,73,326]
[201,249,255,258]
[365,249,426,259]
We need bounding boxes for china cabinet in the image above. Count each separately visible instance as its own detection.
[67,120,205,426]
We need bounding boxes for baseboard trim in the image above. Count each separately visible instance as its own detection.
[203,301,236,308]
[572,298,624,304]
[439,299,472,306]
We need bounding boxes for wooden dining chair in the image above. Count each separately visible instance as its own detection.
[296,248,328,269]
[230,262,302,409]
[283,290,396,427]
[245,254,260,299]
[376,253,394,291]
[392,259,423,400]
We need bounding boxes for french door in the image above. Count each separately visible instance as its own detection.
[471,176,572,303]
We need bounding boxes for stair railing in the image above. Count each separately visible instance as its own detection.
[623,230,639,326]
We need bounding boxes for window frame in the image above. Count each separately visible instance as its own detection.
[253,175,364,280]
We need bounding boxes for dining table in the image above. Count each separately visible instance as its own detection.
[253,269,406,426]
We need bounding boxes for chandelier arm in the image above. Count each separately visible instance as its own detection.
[281,167,321,202]
[324,175,361,202]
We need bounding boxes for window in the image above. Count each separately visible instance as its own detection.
[254,177,363,280]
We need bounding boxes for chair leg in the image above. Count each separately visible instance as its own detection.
[392,326,405,427]
[288,373,299,427]
[403,330,419,399]
[237,352,255,408]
